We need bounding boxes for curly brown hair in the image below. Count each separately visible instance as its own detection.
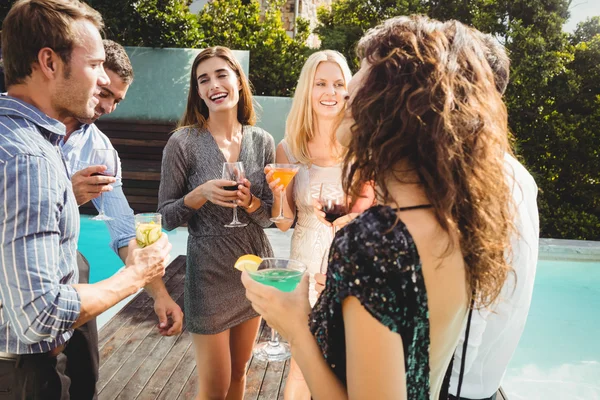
[344,15,514,308]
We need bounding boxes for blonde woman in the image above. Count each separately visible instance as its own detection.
[265,50,358,400]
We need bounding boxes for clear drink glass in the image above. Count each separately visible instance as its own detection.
[268,163,300,223]
[89,148,118,221]
[245,257,307,362]
[318,182,348,225]
[222,162,248,228]
[135,213,162,247]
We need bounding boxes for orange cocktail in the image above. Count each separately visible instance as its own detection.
[268,163,300,222]
[271,168,297,189]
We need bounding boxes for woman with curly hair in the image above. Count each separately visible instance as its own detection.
[243,15,514,399]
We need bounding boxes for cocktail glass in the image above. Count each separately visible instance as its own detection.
[268,163,300,223]
[246,257,307,362]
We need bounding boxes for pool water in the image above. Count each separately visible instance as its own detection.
[77,215,188,283]
[503,260,600,399]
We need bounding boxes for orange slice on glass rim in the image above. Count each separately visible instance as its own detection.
[234,254,263,272]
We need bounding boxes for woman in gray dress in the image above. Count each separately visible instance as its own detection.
[158,46,275,400]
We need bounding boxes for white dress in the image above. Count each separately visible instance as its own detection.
[281,141,342,306]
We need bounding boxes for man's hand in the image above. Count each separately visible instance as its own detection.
[72,165,116,206]
[125,234,172,287]
[153,295,184,336]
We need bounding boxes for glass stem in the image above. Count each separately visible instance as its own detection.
[279,190,285,218]
[232,205,240,223]
[99,193,105,216]
[269,327,280,347]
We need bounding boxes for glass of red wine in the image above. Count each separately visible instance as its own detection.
[222,162,248,228]
[318,182,347,228]
[89,148,118,221]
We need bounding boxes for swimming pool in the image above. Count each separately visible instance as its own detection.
[502,259,600,399]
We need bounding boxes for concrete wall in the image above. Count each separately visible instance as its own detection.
[103,46,292,145]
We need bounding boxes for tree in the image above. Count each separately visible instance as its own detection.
[315,0,600,239]
[572,16,600,43]
[196,0,311,96]
[86,0,203,48]
[315,0,425,70]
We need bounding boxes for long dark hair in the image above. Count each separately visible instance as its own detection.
[178,46,256,129]
[344,15,514,308]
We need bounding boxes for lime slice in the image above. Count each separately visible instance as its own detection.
[147,226,162,245]
[136,222,160,247]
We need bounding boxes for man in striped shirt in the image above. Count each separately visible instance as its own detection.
[0,1,171,398]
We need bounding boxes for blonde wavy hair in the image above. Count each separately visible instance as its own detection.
[284,50,352,165]
[345,15,515,308]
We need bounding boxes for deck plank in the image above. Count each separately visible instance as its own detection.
[244,322,271,400]
[113,295,186,399]
[98,266,186,394]
[158,344,196,400]
[257,360,287,400]
[98,264,185,367]
[134,332,192,400]
[98,256,184,349]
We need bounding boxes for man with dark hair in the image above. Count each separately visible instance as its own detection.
[474,31,510,95]
[0,2,171,399]
[448,30,539,400]
[60,39,183,399]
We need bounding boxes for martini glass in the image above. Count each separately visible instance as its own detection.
[246,257,307,362]
[268,163,300,223]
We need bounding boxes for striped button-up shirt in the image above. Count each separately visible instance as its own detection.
[60,123,135,255]
[0,95,81,354]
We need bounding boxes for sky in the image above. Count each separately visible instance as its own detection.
[564,0,600,32]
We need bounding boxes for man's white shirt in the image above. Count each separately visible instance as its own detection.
[450,154,540,399]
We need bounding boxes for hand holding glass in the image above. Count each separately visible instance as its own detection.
[89,148,118,221]
[245,258,306,362]
[222,162,248,228]
[318,182,348,225]
[268,164,300,223]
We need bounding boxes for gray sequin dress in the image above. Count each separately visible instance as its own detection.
[158,126,275,334]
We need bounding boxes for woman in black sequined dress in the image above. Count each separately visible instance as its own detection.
[243,15,515,400]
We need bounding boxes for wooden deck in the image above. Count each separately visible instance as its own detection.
[98,255,509,400]
[98,255,290,400]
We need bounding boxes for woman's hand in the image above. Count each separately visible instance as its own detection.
[196,179,238,208]
[313,199,359,229]
[236,178,252,208]
[315,272,326,296]
[332,213,359,229]
[264,165,284,196]
[313,199,332,227]
[242,272,311,344]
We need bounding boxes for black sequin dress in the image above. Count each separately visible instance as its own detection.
[310,205,431,399]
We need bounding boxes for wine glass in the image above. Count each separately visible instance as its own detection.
[222,162,248,228]
[268,163,300,223]
[89,148,118,221]
[244,258,307,362]
[318,182,347,229]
